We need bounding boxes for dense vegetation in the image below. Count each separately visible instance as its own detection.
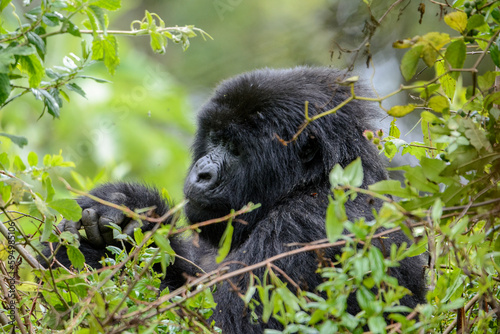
[0,0,499,333]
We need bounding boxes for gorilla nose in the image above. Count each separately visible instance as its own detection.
[196,167,217,186]
[185,157,219,195]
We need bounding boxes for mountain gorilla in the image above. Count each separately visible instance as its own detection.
[42,67,426,333]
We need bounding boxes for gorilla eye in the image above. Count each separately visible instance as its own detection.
[227,141,241,156]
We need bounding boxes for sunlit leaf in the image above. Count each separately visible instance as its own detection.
[67,246,85,269]
[18,54,44,87]
[368,180,414,198]
[387,104,415,117]
[428,95,449,113]
[91,35,120,75]
[343,157,363,188]
[90,0,121,11]
[325,197,344,243]
[416,32,450,67]
[444,11,467,33]
[49,199,83,222]
[436,60,456,99]
[216,218,234,263]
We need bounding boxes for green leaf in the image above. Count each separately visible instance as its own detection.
[395,165,440,193]
[445,39,466,80]
[42,13,60,27]
[0,132,28,148]
[444,11,467,33]
[387,104,415,117]
[400,45,423,81]
[0,73,11,104]
[0,152,9,169]
[28,151,38,166]
[42,173,55,202]
[90,0,121,11]
[428,95,450,113]
[368,247,385,284]
[65,83,87,98]
[356,286,374,311]
[478,71,500,92]
[36,196,55,242]
[216,218,234,263]
[49,199,83,222]
[38,89,60,117]
[77,75,111,83]
[403,239,427,257]
[63,19,81,37]
[88,6,106,31]
[13,155,26,171]
[368,315,387,334]
[466,14,485,30]
[441,268,465,303]
[420,157,447,182]
[343,157,363,187]
[484,92,500,110]
[7,45,37,56]
[152,233,175,256]
[91,35,120,75]
[492,7,500,24]
[419,83,441,100]
[463,119,493,152]
[436,60,456,99]
[329,164,344,188]
[389,118,400,138]
[0,0,13,12]
[150,31,167,54]
[26,32,46,56]
[431,198,443,222]
[67,246,85,269]
[490,43,500,68]
[416,32,450,67]
[134,228,144,244]
[325,197,344,243]
[0,50,15,73]
[368,180,413,198]
[18,54,44,87]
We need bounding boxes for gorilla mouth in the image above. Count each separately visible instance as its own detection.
[184,197,231,223]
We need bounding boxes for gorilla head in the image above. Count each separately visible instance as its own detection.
[184,67,387,247]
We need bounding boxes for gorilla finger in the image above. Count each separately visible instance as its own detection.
[62,220,82,236]
[122,220,141,237]
[56,219,68,232]
[99,217,120,245]
[82,208,105,247]
[97,210,126,227]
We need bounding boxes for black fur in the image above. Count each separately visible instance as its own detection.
[41,67,426,333]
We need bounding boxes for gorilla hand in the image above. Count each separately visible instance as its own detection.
[61,183,169,248]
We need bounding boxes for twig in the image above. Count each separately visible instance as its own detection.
[443,293,482,334]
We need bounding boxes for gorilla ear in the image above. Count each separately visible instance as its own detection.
[299,135,320,164]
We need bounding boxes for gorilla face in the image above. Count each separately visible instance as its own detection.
[183,110,310,232]
[183,76,322,244]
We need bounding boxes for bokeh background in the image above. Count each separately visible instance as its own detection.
[1,0,450,202]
